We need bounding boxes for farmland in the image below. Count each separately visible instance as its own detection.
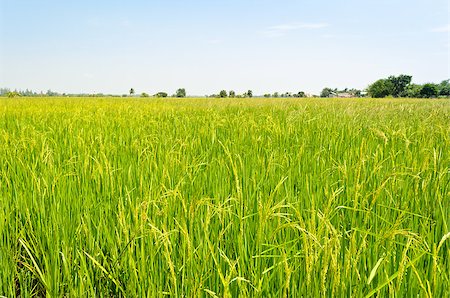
[0,97,448,297]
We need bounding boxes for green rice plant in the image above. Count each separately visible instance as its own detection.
[0,97,448,297]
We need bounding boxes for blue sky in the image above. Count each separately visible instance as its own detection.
[0,0,449,95]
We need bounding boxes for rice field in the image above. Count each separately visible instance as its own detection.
[0,97,448,297]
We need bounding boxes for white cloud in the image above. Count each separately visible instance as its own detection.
[262,22,329,37]
[431,24,450,33]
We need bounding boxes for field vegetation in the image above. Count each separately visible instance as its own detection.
[0,97,448,297]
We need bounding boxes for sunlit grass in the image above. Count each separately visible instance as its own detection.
[0,97,448,297]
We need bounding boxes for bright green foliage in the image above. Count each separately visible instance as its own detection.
[0,97,448,297]
[367,79,394,98]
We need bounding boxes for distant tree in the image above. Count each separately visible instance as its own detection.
[419,84,438,98]
[387,75,412,97]
[0,88,11,96]
[46,89,59,96]
[219,90,228,98]
[320,88,334,98]
[176,88,186,98]
[405,84,422,98]
[367,79,394,98]
[273,92,279,98]
[366,74,412,98]
[129,88,135,96]
[7,91,20,98]
[348,89,362,97]
[141,92,149,97]
[263,94,271,98]
[246,90,253,98]
[296,91,306,98]
[438,80,450,96]
[155,92,168,98]
[229,90,236,98]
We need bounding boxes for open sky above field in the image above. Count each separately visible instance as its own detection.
[0,0,449,95]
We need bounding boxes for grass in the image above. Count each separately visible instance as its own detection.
[0,97,448,297]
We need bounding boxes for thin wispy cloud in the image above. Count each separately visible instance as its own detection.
[262,22,329,37]
[431,24,450,33]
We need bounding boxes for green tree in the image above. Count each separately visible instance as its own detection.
[155,92,168,98]
[176,88,186,98]
[320,88,334,98]
[129,88,135,96]
[367,79,394,98]
[405,84,422,98]
[349,89,362,97]
[246,90,253,98]
[141,92,149,97]
[46,89,59,96]
[219,90,228,98]
[273,92,279,98]
[229,90,236,98]
[7,91,20,98]
[419,84,438,98]
[387,75,412,97]
[0,88,11,96]
[438,80,450,96]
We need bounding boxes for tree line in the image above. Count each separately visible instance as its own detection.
[2,75,449,98]
[365,75,450,98]
[319,75,450,98]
